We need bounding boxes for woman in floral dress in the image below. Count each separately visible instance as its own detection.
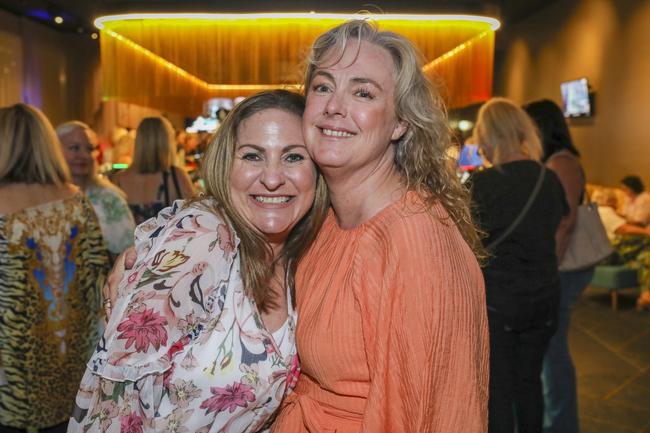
[67,90,328,433]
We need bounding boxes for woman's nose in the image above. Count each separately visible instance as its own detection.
[260,163,286,190]
[323,92,347,118]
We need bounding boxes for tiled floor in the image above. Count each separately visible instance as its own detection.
[572,287,650,433]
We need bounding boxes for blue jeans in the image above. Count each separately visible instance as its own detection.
[542,268,595,433]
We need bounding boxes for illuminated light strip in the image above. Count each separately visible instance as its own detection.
[95,13,500,30]
[423,30,491,71]
[206,84,300,91]
[98,13,500,94]
[103,28,209,89]
[103,28,302,92]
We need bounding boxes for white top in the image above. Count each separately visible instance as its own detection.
[623,191,650,226]
[597,205,626,241]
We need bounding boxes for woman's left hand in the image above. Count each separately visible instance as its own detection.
[102,246,137,319]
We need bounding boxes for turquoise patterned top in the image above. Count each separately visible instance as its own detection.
[86,182,136,255]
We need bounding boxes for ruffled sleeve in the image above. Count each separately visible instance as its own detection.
[90,199,239,382]
[353,204,489,433]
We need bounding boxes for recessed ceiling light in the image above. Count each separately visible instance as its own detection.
[54,16,63,24]
[91,32,98,40]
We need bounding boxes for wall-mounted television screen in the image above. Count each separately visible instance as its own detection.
[560,78,592,117]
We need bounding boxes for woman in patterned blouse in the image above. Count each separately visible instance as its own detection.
[0,103,111,432]
[67,90,328,433]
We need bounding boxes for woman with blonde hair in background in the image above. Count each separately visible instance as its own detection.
[0,104,110,432]
[56,121,135,260]
[471,97,568,433]
[113,116,196,224]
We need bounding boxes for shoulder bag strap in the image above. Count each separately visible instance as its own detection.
[161,170,171,206]
[487,164,546,250]
[170,166,183,199]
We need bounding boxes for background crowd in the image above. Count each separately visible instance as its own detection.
[0,19,649,433]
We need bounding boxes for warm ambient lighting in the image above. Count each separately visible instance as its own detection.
[54,16,63,24]
[91,32,98,40]
[95,11,501,98]
[94,12,499,111]
[94,13,501,30]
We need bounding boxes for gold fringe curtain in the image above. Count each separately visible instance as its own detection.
[99,17,496,114]
[425,30,495,108]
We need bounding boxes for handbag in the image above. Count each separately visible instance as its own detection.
[558,201,613,271]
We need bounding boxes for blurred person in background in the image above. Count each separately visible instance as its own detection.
[0,104,110,432]
[525,99,593,433]
[471,97,567,433]
[620,175,650,227]
[592,188,650,310]
[110,127,134,166]
[57,121,135,261]
[113,116,196,224]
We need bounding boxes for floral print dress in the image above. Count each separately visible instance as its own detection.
[68,200,299,433]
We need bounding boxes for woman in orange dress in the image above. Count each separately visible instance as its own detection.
[271,20,489,432]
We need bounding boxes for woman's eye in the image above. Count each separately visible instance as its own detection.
[355,88,374,99]
[312,83,331,93]
[241,153,261,161]
[285,153,305,163]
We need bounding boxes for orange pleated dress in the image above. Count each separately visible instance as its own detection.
[272,191,490,433]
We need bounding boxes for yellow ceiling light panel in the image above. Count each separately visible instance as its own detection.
[95,13,499,113]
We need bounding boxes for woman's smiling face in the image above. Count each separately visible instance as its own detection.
[302,40,406,175]
[230,108,317,247]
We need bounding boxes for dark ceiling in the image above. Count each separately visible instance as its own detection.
[0,0,555,36]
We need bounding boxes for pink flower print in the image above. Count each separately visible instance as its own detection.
[200,381,256,414]
[162,407,193,433]
[166,336,190,360]
[191,261,208,276]
[180,348,198,370]
[286,354,301,390]
[163,363,176,388]
[240,363,260,387]
[217,224,235,257]
[168,379,201,408]
[120,412,143,433]
[127,269,141,284]
[90,398,120,431]
[116,308,168,352]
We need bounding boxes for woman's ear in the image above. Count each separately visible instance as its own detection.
[391,120,408,141]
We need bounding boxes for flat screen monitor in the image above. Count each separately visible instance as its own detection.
[560,78,591,117]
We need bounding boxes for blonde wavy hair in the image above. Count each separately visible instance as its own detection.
[132,116,176,173]
[200,90,329,310]
[474,97,543,165]
[304,20,485,258]
[0,103,70,185]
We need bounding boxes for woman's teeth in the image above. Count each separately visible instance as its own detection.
[254,196,291,204]
[321,128,354,137]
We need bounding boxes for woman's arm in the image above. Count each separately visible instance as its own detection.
[546,154,584,260]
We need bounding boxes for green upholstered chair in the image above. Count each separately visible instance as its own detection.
[590,265,639,310]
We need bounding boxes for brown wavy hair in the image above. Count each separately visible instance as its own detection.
[304,20,485,259]
[200,90,329,310]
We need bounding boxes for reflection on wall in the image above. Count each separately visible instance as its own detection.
[496,0,650,188]
[0,8,101,126]
[0,30,22,106]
